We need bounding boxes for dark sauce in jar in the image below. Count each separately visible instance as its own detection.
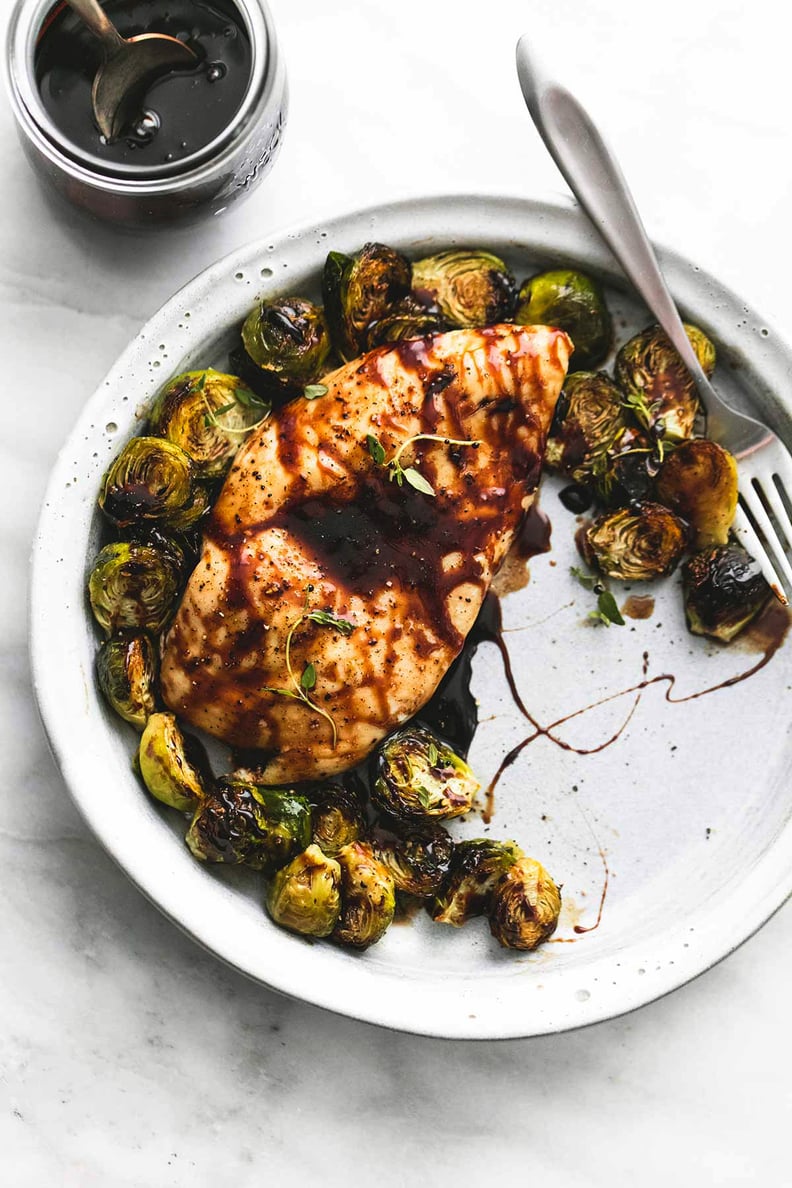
[35,0,252,169]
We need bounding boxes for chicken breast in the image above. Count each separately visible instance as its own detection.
[161,324,571,781]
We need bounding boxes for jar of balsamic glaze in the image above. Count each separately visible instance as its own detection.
[5,0,287,227]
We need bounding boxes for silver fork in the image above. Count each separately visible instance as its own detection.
[516,35,792,604]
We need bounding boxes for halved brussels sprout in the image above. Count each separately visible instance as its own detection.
[364,295,445,348]
[186,778,311,873]
[615,323,716,441]
[266,844,342,938]
[372,726,479,820]
[431,839,523,926]
[96,632,157,730]
[323,243,412,360]
[98,436,194,528]
[591,424,656,506]
[138,712,210,813]
[683,544,771,642]
[411,250,516,329]
[310,784,366,856]
[88,540,183,636]
[151,482,212,536]
[655,438,738,548]
[241,297,332,394]
[148,369,268,479]
[333,841,396,949]
[515,269,612,371]
[545,371,626,483]
[376,823,454,898]
[488,856,562,951]
[582,501,687,581]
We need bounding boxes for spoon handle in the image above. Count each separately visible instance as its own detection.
[66,0,125,55]
[515,34,705,384]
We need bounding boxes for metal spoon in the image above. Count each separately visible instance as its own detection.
[66,0,196,143]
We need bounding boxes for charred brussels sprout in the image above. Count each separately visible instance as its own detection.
[161,481,212,533]
[310,784,366,856]
[323,242,412,360]
[96,632,157,730]
[98,436,194,528]
[88,540,182,635]
[266,844,342,938]
[582,501,687,581]
[138,712,210,813]
[515,269,612,371]
[333,841,396,949]
[683,544,770,642]
[372,726,479,821]
[546,371,626,482]
[241,297,332,394]
[592,424,656,506]
[364,295,445,348]
[431,839,523,926]
[147,369,268,479]
[186,778,310,873]
[376,823,454,898]
[655,438,738,548]
[411,250,516,329]
[615,323,716,441]
[489,856,561,951]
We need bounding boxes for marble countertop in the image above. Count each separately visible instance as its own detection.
[3,0,792,1182]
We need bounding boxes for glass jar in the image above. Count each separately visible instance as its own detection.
[5,0,287,227]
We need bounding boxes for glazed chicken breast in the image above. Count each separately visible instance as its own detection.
[161,324,571,781]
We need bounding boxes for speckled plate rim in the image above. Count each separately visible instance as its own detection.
[30,193,792,1039]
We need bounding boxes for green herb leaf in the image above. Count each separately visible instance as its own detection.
[402,467,435,496]
[306,610,355,636]
[597,589,625,626]
[366,434,386,465]
[571,565,599,591]
[427,742,439,767]
[196,373,207,390]
[416,786,434,810]
[264,686,299,698]
[301,662,317,691]
[304,383,329,400]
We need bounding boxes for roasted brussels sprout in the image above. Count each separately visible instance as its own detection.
[545,371,626,482]
[582,501,687,581]
[488,856,562,951]
[515,269,612,371]
[655,438,738,548]
[323,243,412,360]
[310,784,366,856]
[376,822,454,898]
[266,844,342,938]
[431,839,523,926]
[241,297,332,394]
[147,369,267,479]
[186,778,311,872]
[138,712,210,813]
[411,249,516,329]
[98,436,194,528]
[159,481,212,533]
[591,424,656,506]
[88,540,183,636]
[615,323,716,441]
[683,544,771,642]
[96,632,157,730]
[333,841,396,949]
[364,295,445,348]
[372,726,479,821]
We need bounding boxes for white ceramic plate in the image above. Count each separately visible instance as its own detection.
[30,195,792,1039]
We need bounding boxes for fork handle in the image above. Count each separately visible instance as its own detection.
[515,36,708,387]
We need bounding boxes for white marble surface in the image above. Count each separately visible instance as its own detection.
[3,0,792,1182]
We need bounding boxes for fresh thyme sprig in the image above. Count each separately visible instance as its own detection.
[194,371,271,434]
[571,565,625,627]
[365,432,481,496]
[264,590,355,748]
